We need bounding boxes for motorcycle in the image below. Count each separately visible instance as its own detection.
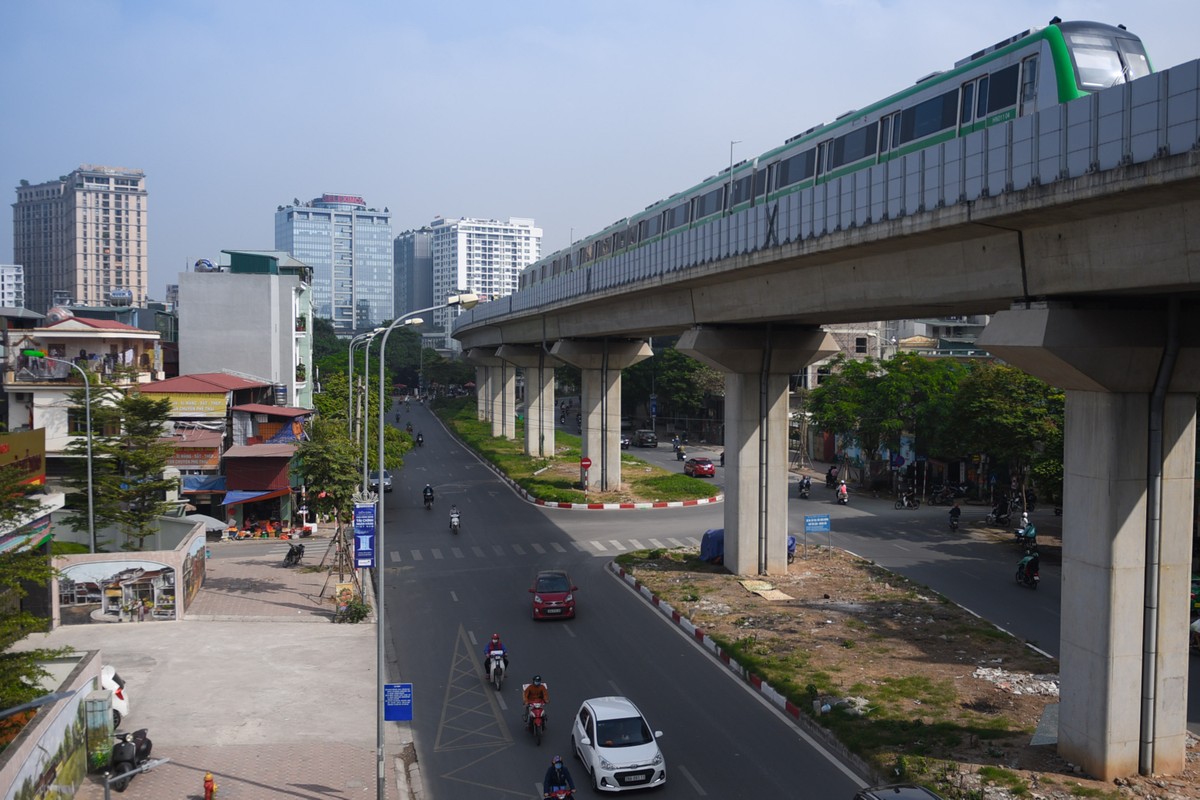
[985,505,1011,527]
[1016,547,1040,589]
[894,492,920,510]
[450,512,461,534]
[423,492,434,510]
[416,433,424,447]
[283,542,305,567]
[948,511,960,531]
[787,534,797,564]
[836,486,849,505]
[544,788,575,799]
[109,728,153,792]
[1014,523,1037,548]
[797,477,811,499]
[486,651,505,690]
[525,700,547,745]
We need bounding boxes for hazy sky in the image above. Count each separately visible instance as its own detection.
[3,1,1198,301]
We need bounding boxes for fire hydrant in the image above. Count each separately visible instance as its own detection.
[204,772,218,799]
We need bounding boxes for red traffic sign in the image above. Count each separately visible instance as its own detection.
[580,457,592,470]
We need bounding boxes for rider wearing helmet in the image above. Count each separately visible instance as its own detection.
[483,633,508,679]
[523,674,549,723]
[423,483,434,504]
[542,754,576,795]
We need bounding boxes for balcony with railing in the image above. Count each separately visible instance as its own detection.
[6,347,158,386]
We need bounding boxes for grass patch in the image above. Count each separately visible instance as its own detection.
[979,765,1029,794]
[434,398,716,504]
[51,541,93,555]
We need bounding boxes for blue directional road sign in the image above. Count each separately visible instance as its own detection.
[804,514,831,533]
[385,683,413,721]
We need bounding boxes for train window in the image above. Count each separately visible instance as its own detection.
[753,167,769,198]
[665,202,690,231]
[626,224,640,246]
[899,89,958,144]
[1117,38,1151,81]
[597,237,611,258]
[731,174,754,206]
[1019,56,1039,115]
[614,230,626,250]
[985,64,1019,113]
[960,82,975,124]
[640,215,663,240]
[694,186,725,219]
[1067,33,1128,89]
[975,75,990,118]
[777,150,815,188]
[564,254,572,269]
[879,116,891,152]
[890,112,901,149]
[831,122,878,169]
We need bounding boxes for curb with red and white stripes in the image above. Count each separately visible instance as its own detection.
[606,561,875,780]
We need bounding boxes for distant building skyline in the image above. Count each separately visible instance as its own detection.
[274,193,392,333]
[12,165,148,314]
[429,216,541,349]
[394,227,433,321]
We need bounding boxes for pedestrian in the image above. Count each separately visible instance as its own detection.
[204,771,218,799]
[137,601,145,622]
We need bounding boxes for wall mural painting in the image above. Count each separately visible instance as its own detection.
[58,560,176,624]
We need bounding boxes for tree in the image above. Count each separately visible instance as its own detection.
[807,354,876,455]
[62,389,176,550]
[948,362,1064,493]
[0,463,68,711]
[621,347,723,421]
[294,417,363,524]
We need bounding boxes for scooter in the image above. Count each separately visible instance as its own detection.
[416,433,424,447]
[450,512,461,534]
[894,492,921,510]
[525,699,547,745]
[948,511,960,531]
[986,506,1011,527]
[787,534,796,564]
[283,542,305,567]
[1014,523,1037,548]
[1016,546,1040,589]
[544,788,575,799]
[109,728,153,792]
[423,493,434,511]
[836,485,849,505]
[486,651,505,690]
[797,477,811,499]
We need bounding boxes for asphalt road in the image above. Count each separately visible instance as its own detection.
[386,405,864,798]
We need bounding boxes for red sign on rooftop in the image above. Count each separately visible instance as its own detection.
[321,193,365,206]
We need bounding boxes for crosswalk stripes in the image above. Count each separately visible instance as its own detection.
[374,536,702,565]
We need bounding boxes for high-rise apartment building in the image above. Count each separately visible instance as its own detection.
[12,165,148,314]
[393,227,434,318]
[0,264,25,308]
[429,216,541,348]
[274,194,392,333]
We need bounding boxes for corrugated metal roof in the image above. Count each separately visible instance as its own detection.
[230,404,312,417]
[222,444,296,459]
[140,372,273,393]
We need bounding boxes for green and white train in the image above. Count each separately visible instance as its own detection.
[518,18,1151,293]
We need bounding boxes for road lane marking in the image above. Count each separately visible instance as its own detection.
[450,591,458,602]
[608,540,626,551]
[649,539,666,548]
[431,549,444,560]
[492,545,505,556]
[390,551,402,562]
[571,541,587,551]
[551,542,567,553]
[629,539,645,549]
[677,764,707,795]
[472,546,485,558]
[410,550,423,561]
[590,541,607,552]
[513,544,527,555]
[451,547,463,558]
[531,543,547,554]
[667,538,684,547]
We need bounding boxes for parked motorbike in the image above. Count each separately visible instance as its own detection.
[486,651,505,690]
[526,700,547,745]
[110,728,153,792]
[894,492,921,510]
[283,542,305,567]
[787,534,797,564]
[1016,546,1040,589]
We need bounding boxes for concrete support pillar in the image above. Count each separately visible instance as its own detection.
[678,326,838,576]
[551,339,653,490]
[979,304,1200,780]
[474,366,488,421]
[497,345,563,458]
[466,349,516,439]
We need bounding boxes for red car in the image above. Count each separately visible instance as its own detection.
[530,570,577,619]
[684,457,716,478]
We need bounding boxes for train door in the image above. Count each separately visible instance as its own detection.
[1018,54,1040,116]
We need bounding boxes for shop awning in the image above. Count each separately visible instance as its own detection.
[222,487,292,506]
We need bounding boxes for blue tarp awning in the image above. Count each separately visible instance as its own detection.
[223,487,292,506]
[183,475,226,493]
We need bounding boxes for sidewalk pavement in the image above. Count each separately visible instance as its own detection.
[19,533,414,800]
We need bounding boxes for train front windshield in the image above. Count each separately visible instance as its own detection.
[1065,30,1151,91]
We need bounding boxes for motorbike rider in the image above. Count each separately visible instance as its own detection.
[826,465,839,488]
[949,502,962,522]
[450,504,461,528]
[416,432,424,446]
[423,484,435,506]
[800,475,812,492]
[483,633,508,679]
[523,674,549,724]
[1020,547,1040,581]
[542,754,576,795]
[836,480,848,502]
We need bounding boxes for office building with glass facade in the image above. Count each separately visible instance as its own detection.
[274,194,392,332]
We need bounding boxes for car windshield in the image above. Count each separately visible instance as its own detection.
[694,459,711,465]
[595,715,653,747]
[537,574,570,592]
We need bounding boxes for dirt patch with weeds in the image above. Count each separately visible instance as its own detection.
[623,547,1200,799]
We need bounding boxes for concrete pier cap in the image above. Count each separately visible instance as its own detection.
[676,325,840,374]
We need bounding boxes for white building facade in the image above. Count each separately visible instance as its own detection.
[429,216,541,349]
[12,165,148,314]
[0,264,25,308]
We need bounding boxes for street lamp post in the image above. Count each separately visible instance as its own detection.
[348,332,378,437]
[374,294,476,800]
[362,322,418,490]
[40,355,95,553]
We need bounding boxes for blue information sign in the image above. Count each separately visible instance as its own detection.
[385,682,413,721]
[353,503,377,568]
[804,514,831,533]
